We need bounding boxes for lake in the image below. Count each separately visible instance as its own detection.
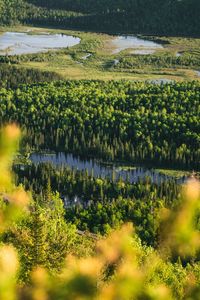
[0,32,80,55]
[30,152,186,184]
[111,35,163,54]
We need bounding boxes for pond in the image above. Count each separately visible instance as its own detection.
[81,53,92,60]
[30,152,187,184]
[0,32,80,55]
[111,35,163,54]
[196,70,200,77]
[113,59,120,65]
[148,79,174,85]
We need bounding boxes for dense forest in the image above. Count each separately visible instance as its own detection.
[0,125,200,299]
[0,1,200,299]
[0,0,200,36]
[0,64,62,89]
[14,162,182,244]
[0,80,199,169]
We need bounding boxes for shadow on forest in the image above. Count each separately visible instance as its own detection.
[25,0,200,37]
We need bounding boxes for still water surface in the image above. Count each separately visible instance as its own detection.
[30,152,186,184]
[0,32,80,55]
[0,32,162,57]
[111,35,163,54]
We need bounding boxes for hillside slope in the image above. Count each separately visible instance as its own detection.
[0,0,199,36]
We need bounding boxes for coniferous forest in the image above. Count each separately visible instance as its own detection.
[0,1,200,299]
[0,0,200,36]
[0,80,199,168]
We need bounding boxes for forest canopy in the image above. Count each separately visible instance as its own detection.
[0,125,200,299]
[0,0,200,36]
[0,80,199,169]
[0,1,200,299]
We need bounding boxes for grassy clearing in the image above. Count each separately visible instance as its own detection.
[156,169,192,178]
[0,26,199,81]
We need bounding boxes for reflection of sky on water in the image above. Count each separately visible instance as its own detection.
[0,32,80,55]
[30,152,186,184]
[148,79,174,85]
[112,35,163,54]
[196,70,200,76]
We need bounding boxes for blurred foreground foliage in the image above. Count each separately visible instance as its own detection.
[0,125,200,300]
